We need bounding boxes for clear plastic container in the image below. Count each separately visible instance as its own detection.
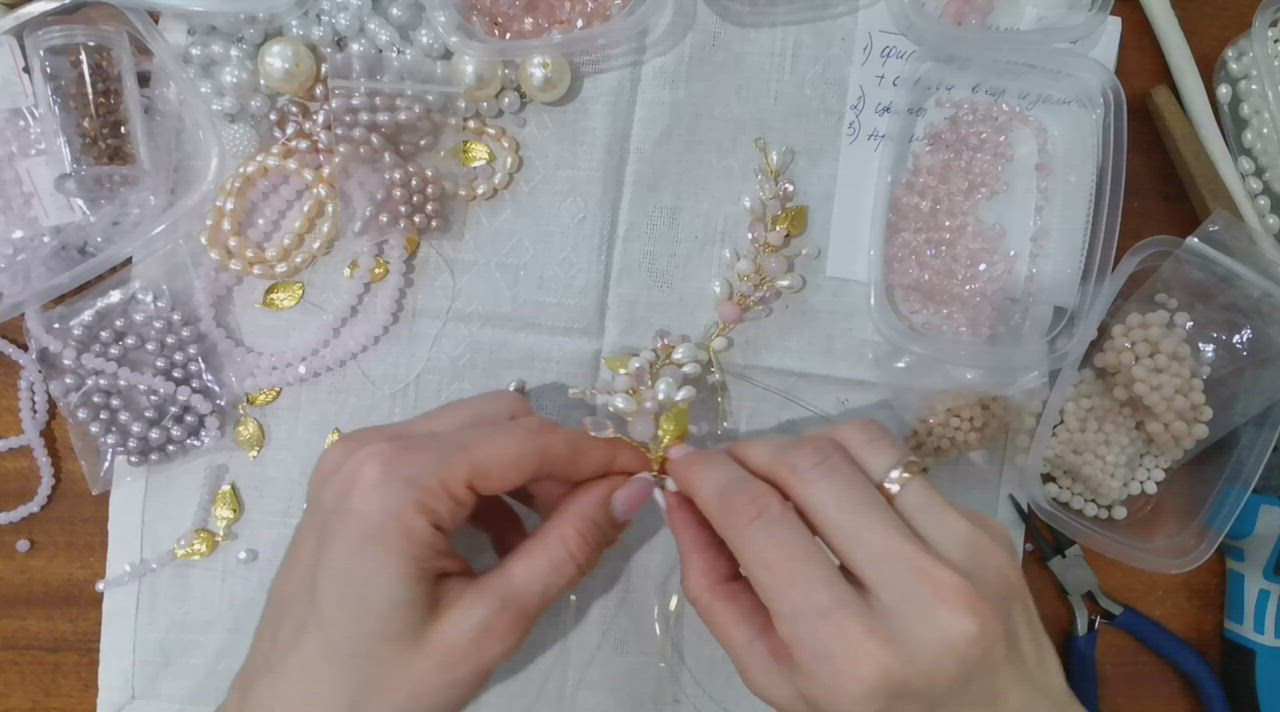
[886,0,1113,47]
[703,0,868,28]
[866,46,1125,372]
[428,0,690,65]
[1020,237,1280,573]
[25,24,151,199]
[1251,0,1280,130]
[0,2,221,323]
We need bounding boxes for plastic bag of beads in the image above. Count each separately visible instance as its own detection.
[0,3,222,323]
[25,260,231,494]
[1030,215,1280,524]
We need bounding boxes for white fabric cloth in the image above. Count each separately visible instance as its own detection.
[98,4,1023,709]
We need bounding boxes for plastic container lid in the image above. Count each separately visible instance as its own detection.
[1250,1,1280,150]
[866,46,1125,372]
[0,2,221,322]
[886,0,1114,47]
[111,0,305,13]
[703,0,869,28]
[1019,237,1280,573]
[428,0,690,65]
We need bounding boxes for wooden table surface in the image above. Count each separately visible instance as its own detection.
[0,1,1262,710]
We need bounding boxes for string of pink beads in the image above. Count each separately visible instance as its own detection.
[466,0,631,41]
[885,99,1048,339]
[1043,296,1215,520]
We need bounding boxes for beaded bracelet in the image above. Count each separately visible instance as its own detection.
[0,337,55,526]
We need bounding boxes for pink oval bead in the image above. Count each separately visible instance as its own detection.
[717,302,744,325]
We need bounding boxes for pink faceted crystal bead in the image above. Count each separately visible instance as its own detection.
[466,0,632,41]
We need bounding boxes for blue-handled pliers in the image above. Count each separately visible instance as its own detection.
[1010,496,1231,712]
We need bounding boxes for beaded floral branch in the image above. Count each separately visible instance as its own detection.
[569,139,813,482]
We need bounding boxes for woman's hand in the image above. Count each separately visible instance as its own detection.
[664,421,1082,712]
[222,392,652,712]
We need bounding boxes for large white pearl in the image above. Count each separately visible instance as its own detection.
[257,38,318,97]
[452,55,503,101]
[518,54,572,104]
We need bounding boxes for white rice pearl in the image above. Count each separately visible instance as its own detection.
[609,394,638,415]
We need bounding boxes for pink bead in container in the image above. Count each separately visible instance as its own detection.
[428,0,690,66]
[865,46,1125,374]
[886,0,1114,47]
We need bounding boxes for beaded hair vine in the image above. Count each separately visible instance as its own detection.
[568,139,814,484]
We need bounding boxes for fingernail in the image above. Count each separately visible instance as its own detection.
[667,444,696,460]
[652,488,668,522]
[611,474,657,523]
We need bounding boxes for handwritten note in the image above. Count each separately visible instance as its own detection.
[826,7,1122,283]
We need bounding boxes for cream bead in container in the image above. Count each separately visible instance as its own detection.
[518,54,572,103]
[257,38,319,98]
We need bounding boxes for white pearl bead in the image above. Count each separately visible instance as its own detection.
[674,386,697,403]
[712,278,733,302]
[671,343,700,365]
[518,54,572,104]
[655,377,678,403]
[257,38,318,97]
[454,55,504,100]
[609,394,638,415]
[497,89,523,114]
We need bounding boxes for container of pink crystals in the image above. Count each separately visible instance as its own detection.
[428,0,688,64]
[865,46,1126,373]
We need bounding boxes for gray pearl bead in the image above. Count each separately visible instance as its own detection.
[168,425,188,441]
[144,340,162,355]
[59,354,78,369]
[153,356,171,371]
[169,312,183,325]
[147,394,166,407]
[172,351,189,365]
[106,344,125,360]
[97,409,112,421]
[179,326,197,342]
[164,442,184,456]
[150,318,167,331]
[69,324,88,339]
[103,432,122,448]
[164,334,180,348]
[88,421,107,437]
[186,436,205,449]
[141,407,159,421]
[186,362,203,376]
[73,405,96,422]
[62,372,83,389]
[107,395,125,410]
[147,427,167,446]
[95,375,114,389]
[182,413,201,428]
[130,311,149,325]
[97,329,115,344]
[91,392,108,406]
[90,343,106,356]
[111,317,128,331]
[126,437,144,452]
[115,410,133,425]
[128,421,148,437]
[147,451,167,465]
[170,368,186,382]
[122,334,142,349]
[154,298,171,312]
[127,454,146,467]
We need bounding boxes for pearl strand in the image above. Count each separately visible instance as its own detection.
[95,463,237,593]
[0,338,56,526]
[194,238,411,393]
[1215,35,1280,235]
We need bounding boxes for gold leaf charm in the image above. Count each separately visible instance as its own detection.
[173,529,221,561]
[775,205,809,238]
[657,404,691,451]
[344,257,391,283]
[260,281,305,311]
[324,427,343,449]
[405,235,421,258]
[246,387,283,408]
[452,139,496,168]
[603,355,636,375]
[234,412,266,460]
[211,484,243,535]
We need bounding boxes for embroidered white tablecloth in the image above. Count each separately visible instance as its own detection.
[97,3,1026,709]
